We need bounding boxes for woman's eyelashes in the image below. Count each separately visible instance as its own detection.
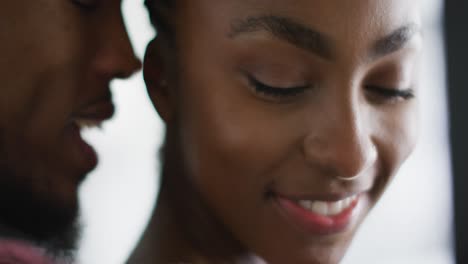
[245,74,414,104]
[365,85,415,103]
[247,75,309,101]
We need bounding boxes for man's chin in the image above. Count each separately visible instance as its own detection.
[0,216,80,262]
[0,239,57,264]
[0,216,80,264]
[0,177,81,261]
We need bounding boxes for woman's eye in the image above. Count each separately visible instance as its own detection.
[365,85,415,104]
[71,0,98,10]
[247,76,309,102]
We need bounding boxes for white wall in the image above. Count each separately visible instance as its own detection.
[78,1,160,263]
[77,1,453,263]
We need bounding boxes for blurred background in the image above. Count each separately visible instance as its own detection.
[77,0,454,263]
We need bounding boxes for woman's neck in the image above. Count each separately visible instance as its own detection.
[127,172,265,264]
[127,185,264,264]
[126,187,198,263]
[127,135,264,264]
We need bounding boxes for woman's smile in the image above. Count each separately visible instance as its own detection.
[273,193,362,235]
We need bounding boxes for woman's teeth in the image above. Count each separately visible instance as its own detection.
[297,195,358,216]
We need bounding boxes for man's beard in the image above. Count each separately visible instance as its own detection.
[0,167,81,261]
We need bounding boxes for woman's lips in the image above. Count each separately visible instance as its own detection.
[275,193,360,235]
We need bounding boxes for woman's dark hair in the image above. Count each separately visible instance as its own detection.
[144,0,174,36]
[144,0,180,75]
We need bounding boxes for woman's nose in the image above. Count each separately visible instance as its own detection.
[302,103,377,180]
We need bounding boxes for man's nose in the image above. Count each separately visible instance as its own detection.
[302,101,377,180]
[93,11,142,80]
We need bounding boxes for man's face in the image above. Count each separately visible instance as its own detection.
[0,0,140,255]
[150,0,422,263]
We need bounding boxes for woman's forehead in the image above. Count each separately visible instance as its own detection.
[178,0,421,31]
[180,0,420,15]
[173,0,421,60]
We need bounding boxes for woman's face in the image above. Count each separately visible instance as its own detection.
[151,0,422,263]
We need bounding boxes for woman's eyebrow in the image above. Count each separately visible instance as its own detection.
[229,15,420,61]
[229,15,335,61]
[370,24,421,60]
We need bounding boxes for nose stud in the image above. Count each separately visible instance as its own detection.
[335,144,377,181]
[335,174,362,181]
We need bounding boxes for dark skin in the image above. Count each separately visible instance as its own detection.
[0,0,140,259]
[130,0,422,263]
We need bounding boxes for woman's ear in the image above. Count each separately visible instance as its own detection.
[144,38,175,123]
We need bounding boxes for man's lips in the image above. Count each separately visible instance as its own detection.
[72,90,115,125]
[73,100,115,124]
[69,99,115,131]
[65,99,115,174]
